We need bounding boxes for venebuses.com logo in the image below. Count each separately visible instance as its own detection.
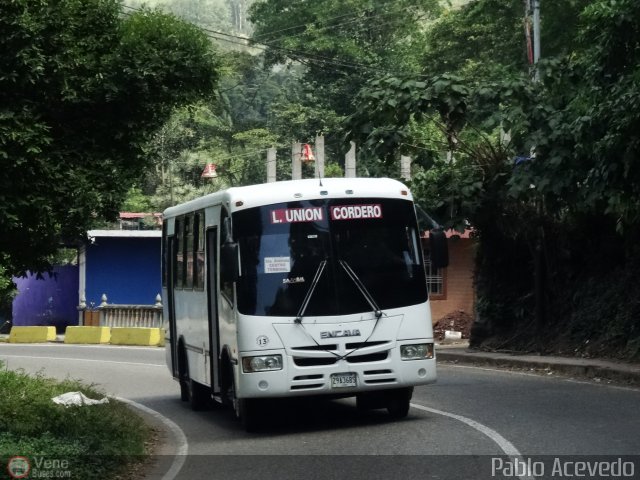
[6,456,71,479]
[6,456,30,479]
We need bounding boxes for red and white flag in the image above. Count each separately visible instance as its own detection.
[302,143,315,162]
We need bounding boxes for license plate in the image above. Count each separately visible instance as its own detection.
[330,372,357,388]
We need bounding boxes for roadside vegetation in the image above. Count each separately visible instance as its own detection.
[0,361,151,478]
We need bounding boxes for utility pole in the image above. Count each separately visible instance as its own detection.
[266,148,277,183]
[526,0,541,81]
[529,0,546,349]
[532,0,541,81]
[345,142,356,178]
[400,155,412,181]
[315,135,325,179]
[291,142,302,180]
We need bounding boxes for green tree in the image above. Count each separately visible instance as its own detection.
[0,1,220,287]
[248,0,442,175]
[348,0,640,359]
[422,0,592,82]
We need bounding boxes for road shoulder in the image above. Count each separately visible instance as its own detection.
[436,343,640,386]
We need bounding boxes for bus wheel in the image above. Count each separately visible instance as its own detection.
[178,345,189,402]
[237,397,261,432]
[179,345,210,410]
[230,379,261,432]
[386,387,413,419]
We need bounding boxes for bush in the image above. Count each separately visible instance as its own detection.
[0,363,150,478]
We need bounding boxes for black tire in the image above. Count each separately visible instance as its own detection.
[229,374,261,432]
[386,387,413,419]
[178,344,211,410]
[237,397,261,432]
[178,344,189,402]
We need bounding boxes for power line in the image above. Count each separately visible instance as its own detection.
[255,7,406,44]
[121,4,426,77]
[251,0,403,41]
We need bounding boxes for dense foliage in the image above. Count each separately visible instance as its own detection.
[0,0,220,300]
[349,0,640,359]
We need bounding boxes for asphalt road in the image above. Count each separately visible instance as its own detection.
[1,343,639,480]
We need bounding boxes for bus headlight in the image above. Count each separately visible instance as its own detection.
[242,355,283,373]
[400,343,434,360]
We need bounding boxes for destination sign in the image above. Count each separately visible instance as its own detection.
[270,207,324,224]
[330,204,383,221]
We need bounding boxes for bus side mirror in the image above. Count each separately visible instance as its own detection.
[220,242,239,283]
[429,229,449,269]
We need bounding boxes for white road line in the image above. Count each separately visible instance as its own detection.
[116,397,188,480]
[0,354,164,368]
[411,402,534,480]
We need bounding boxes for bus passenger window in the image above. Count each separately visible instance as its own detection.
[162,221,168,287]
[175,218,183,289]
[220,210,234,306]
[194,211,205,290]
[185,215,194,289]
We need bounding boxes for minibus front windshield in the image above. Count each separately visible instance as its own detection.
[234,198,427,317]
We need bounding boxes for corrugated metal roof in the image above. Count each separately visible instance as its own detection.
[87,230,161,238]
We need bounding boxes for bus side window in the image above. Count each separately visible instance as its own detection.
[185,214,194,289]
[220,210,234,306]
[162,221,168,287]
[175,217,183,289]
[194,211,205,290]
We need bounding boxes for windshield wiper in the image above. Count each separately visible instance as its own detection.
[294,260,327,324]
[338,260,383,319]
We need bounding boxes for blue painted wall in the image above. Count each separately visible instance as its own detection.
[85,237,161,306]
[12,265,79,331]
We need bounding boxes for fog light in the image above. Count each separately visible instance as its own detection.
[400,343,434,360]
[242,354,283,373]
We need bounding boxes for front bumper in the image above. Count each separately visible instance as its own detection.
[236,342,436,399]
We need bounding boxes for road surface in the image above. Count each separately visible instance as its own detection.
[1,343,638,480]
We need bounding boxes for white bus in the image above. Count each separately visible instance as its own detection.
[162,177,448,430]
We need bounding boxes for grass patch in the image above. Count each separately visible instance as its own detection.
[0,360,151,478]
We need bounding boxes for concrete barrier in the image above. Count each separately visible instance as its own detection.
[64,326,111,344]
[110,327,163,346]
[9,326,57,343]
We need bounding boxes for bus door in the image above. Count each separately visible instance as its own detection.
[167,234,179,378]
[206,227,221,394]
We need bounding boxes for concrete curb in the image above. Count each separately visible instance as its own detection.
[2,327,164,347]
[64,326,111,344]
[8,326,56,343]
[436,346,640,386]
[110,327,164,347]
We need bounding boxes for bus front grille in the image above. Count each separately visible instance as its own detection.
[293,374,324,381]
[291,383,324,390]
[346,351,388,363]
[293,357,337,367]
[362,369,396,385]
[292,344,338,351]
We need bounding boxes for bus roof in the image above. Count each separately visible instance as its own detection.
[162,177,412,219]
